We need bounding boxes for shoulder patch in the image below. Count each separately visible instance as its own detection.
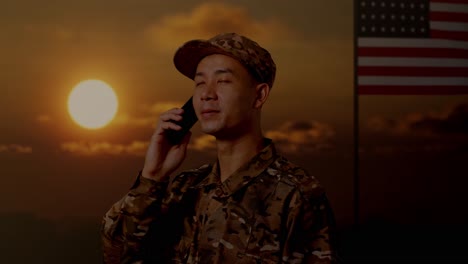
[271,156,325,198]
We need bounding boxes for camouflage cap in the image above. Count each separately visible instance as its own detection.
[173,32,276,88]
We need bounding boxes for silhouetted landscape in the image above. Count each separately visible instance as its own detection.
[2,212,468,263]
[0,213,101,264]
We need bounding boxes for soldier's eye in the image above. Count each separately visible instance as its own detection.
[195,81,205,87]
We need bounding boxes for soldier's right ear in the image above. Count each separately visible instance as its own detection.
[254,83,270,109]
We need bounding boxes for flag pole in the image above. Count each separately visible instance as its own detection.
[353,0,360,227]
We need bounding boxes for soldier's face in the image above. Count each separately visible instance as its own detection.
[193,54,258,138]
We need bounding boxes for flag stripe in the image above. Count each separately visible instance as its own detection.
[432,0,468,4]
[358,47,468,58]
[430,21,468,32]
[359,85,468,95]
[431,0,467,4]
[431,29,468,41]
[358,38,468,49]
[358,66,468,77]
[359,57,468,67]
[431,11,468,22]
[431,2,468,13]
[359,76,468,86]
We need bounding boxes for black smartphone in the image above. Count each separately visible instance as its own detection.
[166,97,198,145]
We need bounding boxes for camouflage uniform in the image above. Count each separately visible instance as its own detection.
[102,139,337,263]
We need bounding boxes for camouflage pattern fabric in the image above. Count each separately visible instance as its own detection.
[173,32,276,88]
[102,139,337,263]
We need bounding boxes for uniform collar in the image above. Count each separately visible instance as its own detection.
[194,138,278,198]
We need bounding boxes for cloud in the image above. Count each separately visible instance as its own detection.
[410,103,468,135]
[366,103,468,137]
[368,143,468,156]
[189,134,216,151]
[362,103,468,155]
[187,120,335,153]
[141,101,184,114]
[113,113,155,128]
[0,144,33,154]
[36,115,52,123]
[145,2,294,52]
[266,120,335,153]
[23,23,75,41]
[114,101,182,128]
[61,141,148,156]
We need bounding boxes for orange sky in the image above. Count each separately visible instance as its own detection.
[1,0,468,233]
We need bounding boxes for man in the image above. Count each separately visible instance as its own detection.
[102,32,337,263]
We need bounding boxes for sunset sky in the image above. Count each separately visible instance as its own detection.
[1,0,468,262]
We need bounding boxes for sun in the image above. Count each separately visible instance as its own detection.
[67,79,118,129]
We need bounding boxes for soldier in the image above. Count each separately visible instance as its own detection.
[102,32,337,263]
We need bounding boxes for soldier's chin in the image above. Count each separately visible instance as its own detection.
[200,123,222,136]
[202,127,235,140]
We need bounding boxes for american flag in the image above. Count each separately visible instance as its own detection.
[356,0,468,94]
